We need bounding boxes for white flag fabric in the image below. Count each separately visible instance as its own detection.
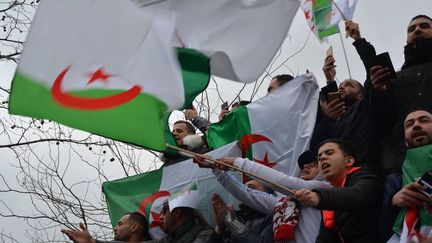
[207,73,320,176]
[9,0,194,151]
[330,0,358,25]
[19,0,184,110]
[140,0,300,83]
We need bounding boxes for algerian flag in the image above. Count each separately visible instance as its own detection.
[8,0,209,151]
[301,0,358,40]
[390,144,432,242]
[142,0,300,83]
[103,142,242,234]
[206,74,319,176]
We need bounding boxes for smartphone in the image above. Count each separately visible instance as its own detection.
[417,170,432,197]
[327,92,340,102]
[371,52,397,79]
[326,46,333,57]
[221,101,229,110]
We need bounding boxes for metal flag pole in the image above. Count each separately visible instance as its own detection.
[330,0,353,79]
[339,31,353,79]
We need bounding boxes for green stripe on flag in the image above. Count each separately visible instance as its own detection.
[393,144,432,235]
[313,0,331,10]
[9,73,168,150]
[103,168,164,228]
[311,0,340,40]
[9,48,210,152]
[177,48,211,107]
[206,106,251,149]
[163,48,210,154]
[319,25,339,39]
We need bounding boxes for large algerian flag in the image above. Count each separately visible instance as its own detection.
[206,74,319,176]
[9,0,209,151]
[103,142,242,238]
[301,0,358,40]
[10,0,302,151]
[390,144,432,243]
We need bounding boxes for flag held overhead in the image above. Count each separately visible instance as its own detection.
[9,0,209,151]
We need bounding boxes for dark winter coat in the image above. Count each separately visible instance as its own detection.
[310,38,382,173]
[313,167,383,243]
[375,39,432,175]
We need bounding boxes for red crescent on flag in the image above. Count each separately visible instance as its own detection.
[51,66,142,110]
[239,134,273,155]
[138,191,171,218]
[239,134,275,183]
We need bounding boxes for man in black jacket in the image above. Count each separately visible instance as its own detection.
[380,109,432,241]
[310,21,382,173]
[295,139,382,243]
[370,15,432,176]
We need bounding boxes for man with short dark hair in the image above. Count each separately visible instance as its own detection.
[156,204,213,243]
[172,120,196,147]
[381,109,432,241]
[295,139,382,243]
[267,74,294,93]
[62,183,213,243]
[298,150,320,180]
[370,15,432,176]
[61,212,148,243]
[162,120,210,166]
[310,21,381,172]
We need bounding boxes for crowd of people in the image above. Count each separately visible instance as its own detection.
[62,15,432,243]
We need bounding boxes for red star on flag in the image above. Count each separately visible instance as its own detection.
[305,10,311,20]
[243,152,276,183]
[254,152,276,168]
[87,67,112,85]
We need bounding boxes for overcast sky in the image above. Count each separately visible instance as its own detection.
[0,0,431,241]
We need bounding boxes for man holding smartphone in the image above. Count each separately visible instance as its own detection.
[383,108,432,241]
[310,20,382,173]
[370,15,432,178]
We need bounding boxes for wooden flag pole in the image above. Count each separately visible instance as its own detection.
[166,144,296,196]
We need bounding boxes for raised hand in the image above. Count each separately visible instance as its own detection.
[323,56,337,82]
[61,223,95,243]
[345,20,362,40]
[218,108,230,121]
[370,65,392,92]
[184,107,198,121]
